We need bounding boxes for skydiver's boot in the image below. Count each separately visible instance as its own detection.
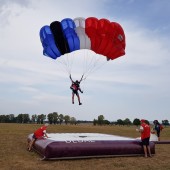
[79,103,82,105]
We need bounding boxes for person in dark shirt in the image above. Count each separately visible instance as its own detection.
[153,120,162,141]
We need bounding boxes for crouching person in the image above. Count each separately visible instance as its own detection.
[27,123,49,151]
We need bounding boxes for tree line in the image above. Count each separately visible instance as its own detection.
[0,113,169,126]
[93,115,169,126]
[0,113,77,125]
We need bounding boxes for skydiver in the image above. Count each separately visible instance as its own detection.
[69,74,83,105]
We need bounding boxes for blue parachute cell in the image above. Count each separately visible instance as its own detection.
[61,18,80,52]
[40,25,61,59]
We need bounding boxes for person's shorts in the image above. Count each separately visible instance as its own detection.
[72,90,78,95]
[141,137,150,146]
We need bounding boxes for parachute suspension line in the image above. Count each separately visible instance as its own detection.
[57,57,70,75]
[81,50,97,80]
[89,56,108,76]
[63,53,72,75]
[80,50,90,81]
[82,51,108,81]
[51,58,68,76]
[82,50,89,77]
[57,52,76,76]
[67,52,77,75]
[65,52,75,75]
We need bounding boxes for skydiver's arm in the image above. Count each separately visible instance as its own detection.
[69,74,73,82]
[78,88,83,93]
[79,74,84,82]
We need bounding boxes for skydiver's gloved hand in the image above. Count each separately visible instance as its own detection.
[81,91,83,93]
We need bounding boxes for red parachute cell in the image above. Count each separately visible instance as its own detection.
[85,17,126,60]
[106,22,126,60]
[94,18,112,55]
[85,17,99,51]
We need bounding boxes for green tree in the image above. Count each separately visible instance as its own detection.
[93,119,97,126]
[70,117,77,125]
[116,119,124,125]
[0,115,10,123]
[17,114,23,123]
[64,115,70,125]
[162,120,169,127]
[47,113,53,124]
[133,118,141,126]
[59,114,64,125]
[124,118,131,126]
[17,114,30,123]
[98,115,105,125]
[37,115,41,124]
[31,114,37,123]
[24,114,30,123]
[53,112,58,124]
[104,120,110,125]
[9,114,15,123]
[40,114,46,124]
[36,114,46,124]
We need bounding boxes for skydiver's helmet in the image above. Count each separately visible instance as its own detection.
[75,80,80,86]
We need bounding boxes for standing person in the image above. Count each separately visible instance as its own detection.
[69,74,83,105]
[27,123,49,151]
[153,120,162,141]
[136,119,152,158]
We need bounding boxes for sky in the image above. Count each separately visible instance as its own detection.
[0,0,170,122]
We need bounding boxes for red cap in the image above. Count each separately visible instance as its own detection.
[140,119,145,123]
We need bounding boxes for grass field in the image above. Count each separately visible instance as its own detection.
[0,123,170,170]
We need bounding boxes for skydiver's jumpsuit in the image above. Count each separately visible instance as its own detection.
[70,80,83,105]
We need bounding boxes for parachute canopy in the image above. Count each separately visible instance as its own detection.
[40,17,126,61]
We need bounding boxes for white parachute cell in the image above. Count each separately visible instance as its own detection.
[74,17,91,49]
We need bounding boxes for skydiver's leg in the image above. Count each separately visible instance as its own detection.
[72,92,74,104]
[76,93,82,105]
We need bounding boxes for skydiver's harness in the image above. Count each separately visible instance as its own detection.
[70,82,79,91]
[70,74,84,91]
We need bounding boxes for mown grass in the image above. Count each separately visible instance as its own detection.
[0,123,170,170]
